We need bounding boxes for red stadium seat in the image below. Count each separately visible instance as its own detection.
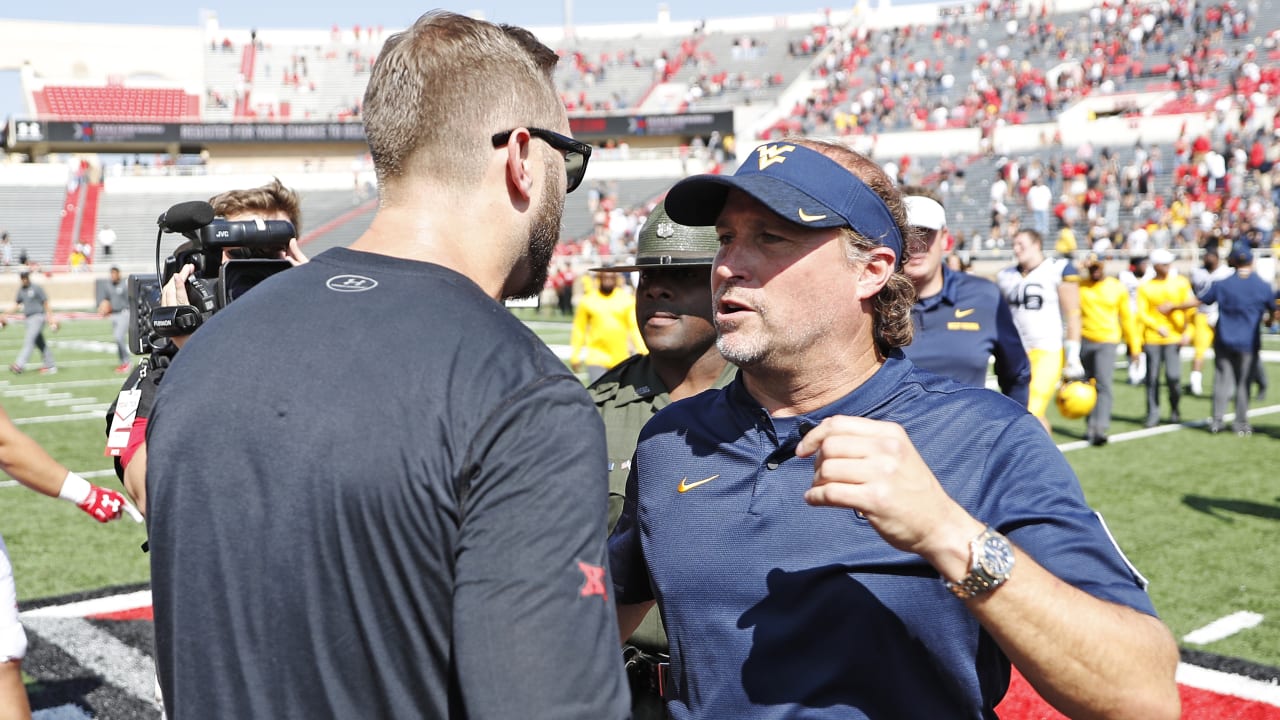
[36,85,200,121]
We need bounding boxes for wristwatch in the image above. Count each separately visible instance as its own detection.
[943,526,1015,600]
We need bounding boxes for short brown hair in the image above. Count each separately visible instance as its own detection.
[899,184,942,205]
[362,11,561,196]
[209,178,302,235]
[790,138,915,351]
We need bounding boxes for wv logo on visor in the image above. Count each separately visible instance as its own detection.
[756,144,796,171]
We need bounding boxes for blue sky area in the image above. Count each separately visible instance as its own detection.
[1,1,834,30]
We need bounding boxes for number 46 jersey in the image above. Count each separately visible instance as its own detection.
[996,257,1080,351]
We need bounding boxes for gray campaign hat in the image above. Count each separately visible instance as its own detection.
[592,200,719,272]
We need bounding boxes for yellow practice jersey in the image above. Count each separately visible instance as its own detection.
[570,287,646,368]
[1137,274,1195,345]
[1080,276,1141,355]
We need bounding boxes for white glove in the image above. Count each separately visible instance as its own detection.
[1064,341,1085,381]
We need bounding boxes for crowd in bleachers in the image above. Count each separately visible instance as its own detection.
[924,98,1280,264]
[762,0,1277,140]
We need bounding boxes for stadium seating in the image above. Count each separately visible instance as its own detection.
[33,86,199,121]
[92,187,378,268]
[674,26,823,112]
[0,185,65,267]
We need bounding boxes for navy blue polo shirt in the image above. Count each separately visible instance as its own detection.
[1198,272,1274,353]
[610,354,1155,720]
[902,268,1030,406]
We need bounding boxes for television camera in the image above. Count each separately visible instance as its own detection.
[129,200,295,355]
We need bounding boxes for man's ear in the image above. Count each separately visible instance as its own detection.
[499,129,535,201]
[854,246,897,301]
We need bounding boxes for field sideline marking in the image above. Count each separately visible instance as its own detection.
[21,590,152,619]
[16,589,1280,709]
[0,469,119,489]
[1058,403,1280,453]
[11,411,104,425]
[1177,662,1280,705]
[1184,611,1266,645]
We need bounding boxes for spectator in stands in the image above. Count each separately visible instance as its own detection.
[6,272,57,375]
[69,244,87,273]
[0,233,11,268]
[1027,176,1053,237]
[97,225,117,258]
[0,406,137,720]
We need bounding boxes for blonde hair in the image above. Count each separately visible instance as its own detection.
[362,11,562,195]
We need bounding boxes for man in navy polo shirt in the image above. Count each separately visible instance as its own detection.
[610,138,1180,720]
[1164,244,1275,435]
[898,186,1029,405]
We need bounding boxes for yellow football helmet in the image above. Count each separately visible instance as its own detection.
[1056,379,1098,420]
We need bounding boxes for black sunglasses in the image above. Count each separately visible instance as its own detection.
[491,127,592,193]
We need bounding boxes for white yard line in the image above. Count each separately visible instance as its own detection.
[1184,612,1265,645]
[22,590,153,619]
[12,411,104,425]
[1177,662,1280,706]
[1059,403,1280,453]
[0,469,117,488]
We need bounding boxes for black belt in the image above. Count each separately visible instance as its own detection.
[622,644,670,700]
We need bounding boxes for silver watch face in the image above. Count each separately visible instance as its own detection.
[979,534,1015,576]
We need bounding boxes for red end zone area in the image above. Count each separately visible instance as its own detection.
[19,590,1280,719]
[999,665,1280,719]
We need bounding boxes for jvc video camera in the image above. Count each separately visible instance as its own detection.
[129,200,295,354]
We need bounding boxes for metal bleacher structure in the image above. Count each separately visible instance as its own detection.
[0,165,68,268]
[1,0,1278,300]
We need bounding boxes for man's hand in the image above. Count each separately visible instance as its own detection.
[1063,340,1085,381]
[795,416,980,560]
[1157,327,1170,338]
[283,238,309,266]
[160,263,196,307]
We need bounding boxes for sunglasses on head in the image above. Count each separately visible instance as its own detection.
[491,127,592,194]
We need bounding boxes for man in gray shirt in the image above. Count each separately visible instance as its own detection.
[96,265,132,372]
[8,271,57,374]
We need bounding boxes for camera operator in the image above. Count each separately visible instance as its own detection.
[108,179,307,515]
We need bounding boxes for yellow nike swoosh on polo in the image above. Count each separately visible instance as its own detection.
[797,209,828,222]
[677,474,720,493]
[955,308,977,318]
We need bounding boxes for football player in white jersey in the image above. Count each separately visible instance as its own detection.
[996,229,1084,432]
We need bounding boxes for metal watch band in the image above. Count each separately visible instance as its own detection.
[943,527,1013,600]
